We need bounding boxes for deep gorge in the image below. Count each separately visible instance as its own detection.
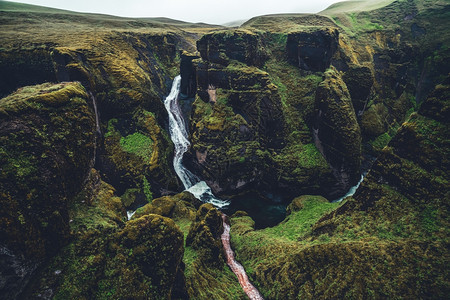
[0,0,449,299]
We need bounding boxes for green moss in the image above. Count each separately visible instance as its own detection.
[183,246,198,271]
[120,188,140,207]
[142,176,153,203]
[119,132,153,161]
[104,118,118,138]
[369,132,392,151]
[0,82,87,114]
[420,205,439,233]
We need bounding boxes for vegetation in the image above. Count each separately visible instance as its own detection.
[119,132,153,161]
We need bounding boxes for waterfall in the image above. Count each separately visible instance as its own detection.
[332,174,365,202]
[84,92,102,189]
[165,76,263,299]
[164,75,229,208]
[89,92,101,136]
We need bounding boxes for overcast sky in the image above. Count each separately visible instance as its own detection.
[10,0,344,24]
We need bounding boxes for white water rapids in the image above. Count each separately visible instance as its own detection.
[164,75,229,208]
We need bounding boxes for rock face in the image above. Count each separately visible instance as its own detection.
[0,49,57,98]
[57,33,182,198]
[314,68,362,195]
[189,32,286,195]
[343,65,373,115]
[180,51,199,99]
[287,29,339,72]
[197,30,267,67]
[0,82,96,298]
[318,76,449,219]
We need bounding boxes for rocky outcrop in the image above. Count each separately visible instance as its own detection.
[342,65,374,115]
[189,52,285,195]
[314,68,362,196]
[110,214,185,299]
[0,82,96,298]
[197,30,267,67]
[182,204,245,299]
[287,28,339,72]
[100,107,178,204]
[132,191,200,220]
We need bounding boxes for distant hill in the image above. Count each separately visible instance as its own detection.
[222,19,248,27]
[320,0,396,15]
[0,0,220,28]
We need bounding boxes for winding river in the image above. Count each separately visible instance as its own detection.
[164,75,263,299]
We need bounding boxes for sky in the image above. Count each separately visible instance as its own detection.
[9,0,344,24]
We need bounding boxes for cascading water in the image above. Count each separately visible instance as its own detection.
[164,75,228,208]
[165,76,263,299]
[332,174,364,202]
[88,91,101,171]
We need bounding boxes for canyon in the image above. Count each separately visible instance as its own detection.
[0,0,449,299]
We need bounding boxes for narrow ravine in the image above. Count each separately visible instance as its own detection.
[164,75,228,208]
[164,75,263,299]
[221,214,264,300]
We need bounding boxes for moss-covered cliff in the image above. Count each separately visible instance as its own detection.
[229,77,449,299]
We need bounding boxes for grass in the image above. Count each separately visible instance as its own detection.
[320,0,396,15]
[262,196,340,241]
